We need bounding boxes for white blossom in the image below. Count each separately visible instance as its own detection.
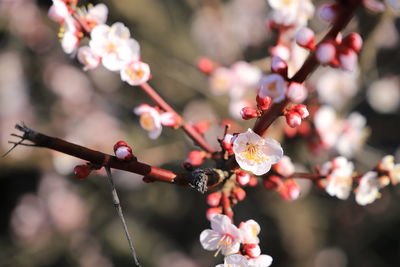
[120,61,151,86]
[268,0,314,27]
[216,254,249,267]
[258,74,287,103]
[77,46,101,71]
[133,104,162,139]
[200,214,242,256]
[233,129,283,176]
[239,219,261,244]
[324,157,354,200]
[89,22,140,71]
[248,255,273,267]
[355,172,381,206]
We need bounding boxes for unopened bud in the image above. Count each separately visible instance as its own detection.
[342,32,363,53]
[294,104,309,119]
[338,49,357,71]
[295,27,315,50]
[160,112,180,127]
[74,164,92,180]
[207,191,222,207]
[233,186,246,201]
[316,43,336,64]
[197,57,215,74]
[263,175,282,190]
[222,134,234,154]
[286,82,307,103]
[243,244,261,258]
[319,3,338,23]
[279,179,301,200]
[113,141,134,161]
[206,207,222,220]
[240,106,259,120]
[270,44,290,61]
[186,150,205,166]
[256,95,272,111]
[248,176,258,186]
[236,171,251,186]
[285,112,302,128]
[271,56,288,77]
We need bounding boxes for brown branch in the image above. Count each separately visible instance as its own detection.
[139,82,215,153]
[14,124,183,184]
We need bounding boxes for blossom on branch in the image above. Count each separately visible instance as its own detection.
[134,104,176,139]
[89,22,140,71]
[120,60,151,86]
[233,129,283,176]
[258,74,287,104]
[321,157,354,200]
[355,171,381,206]
[200,214,242,256]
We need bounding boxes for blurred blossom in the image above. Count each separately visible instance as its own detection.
[313,68,359,110]
[10,194,50,243]
[314,247,348,267]
[0,52,34,158]
[39,174,88,232]
[158,251,198,267]
[45,63,93,115]
[373,19,399,49]
[63,110,125,152]
[367,77,400,114]
[268,0,314,27]
[191,0,268,63]
[229,99,253,119]
[1,0,54,52]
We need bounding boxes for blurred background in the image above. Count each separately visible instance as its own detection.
[1,0,400,266]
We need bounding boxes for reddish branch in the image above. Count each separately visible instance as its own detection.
[252,0,362,137]
[14,124,183,183]
[139,82,215,153]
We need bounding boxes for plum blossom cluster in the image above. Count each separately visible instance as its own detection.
[317,155,400,205]
[49,0,151,86]
[200,214,273,267]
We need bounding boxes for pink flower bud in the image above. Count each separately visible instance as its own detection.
[222,134,234,154]
[240,106,259,120]
[160,112,180,127]
[271,56,288,77]
[316,43,336,64]
[279,179,301,200]
[338,49,357,71]
[270,44,290,61]
[248,176,258,187]
[115,146,134,161]
[74,164,92,180]
[193,120,210,135]
[342,32,363,53]
[197,57,215,74]
[233,187,246,201]
[113,140,128,152]
[243,244,261,258]
[256,95,272,111]
[206,207,222,220]
[294,104,309,119]
[207,191,222,207]
[285,112,302,128]
[186,150,204,166]
[286,82,307,103]
[295,27,315,50]
[263,175,282,190]
[236,171,251,186]
[319,3,338,23]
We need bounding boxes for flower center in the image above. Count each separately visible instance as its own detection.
[214,234,233,257]
[140,113,155,131]
[106,42,117,54]
[268,81,277,92]
[241,142,269,163]
[126,66,145,81]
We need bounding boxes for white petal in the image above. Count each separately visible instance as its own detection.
[200,229,221,251]
[148,125,162,139]
[110,22,131,40]
[211,214,233,234]
[87,3,108,25]
[102,53,122,71]
[90,24,110,42]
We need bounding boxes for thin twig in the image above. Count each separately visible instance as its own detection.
[105,167,141,266]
